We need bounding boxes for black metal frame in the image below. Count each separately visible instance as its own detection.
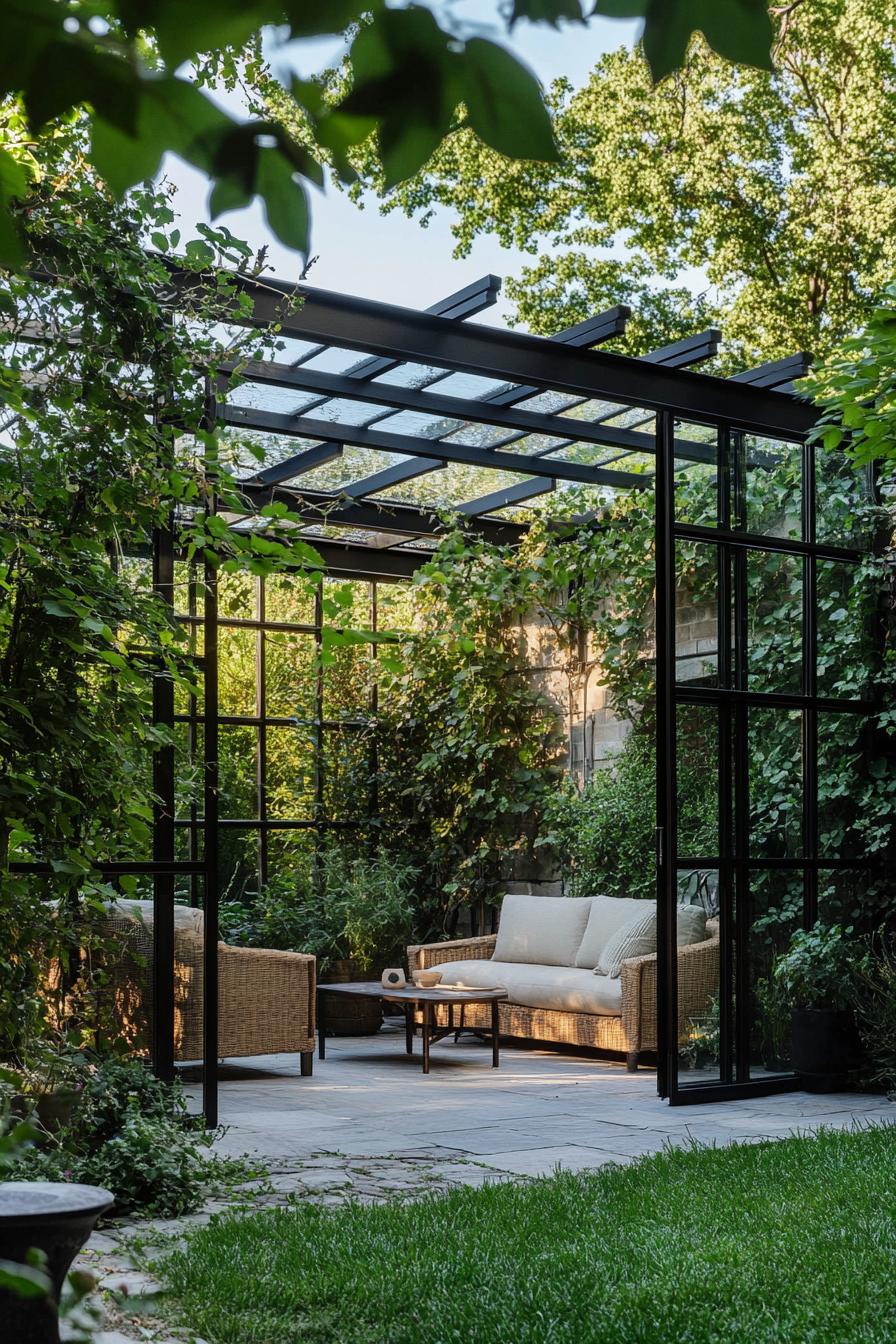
[16,263,866,1127]
[655,419,879,1103]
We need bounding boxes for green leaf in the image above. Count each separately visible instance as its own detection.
[254,148,310,256]
[0,146,29,270]
[594,0,774,83]
[462,40,558,162]
[335,6,460,189]
[0,1259,51,1300]
[119,0,275,71]
[91,76,231,196]
[509,0,586,25]
[185,239,216,268]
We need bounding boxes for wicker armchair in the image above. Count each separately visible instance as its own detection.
[408,918,719,1070]
[101,914,316,1075]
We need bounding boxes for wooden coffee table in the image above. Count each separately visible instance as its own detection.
[316,982,508,1074]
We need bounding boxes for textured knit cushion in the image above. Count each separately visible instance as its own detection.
[491,894,592,967]
[431,958,623,1016]
[110,898,204,935]
[597,907,657,977]
[596,903,708,978]
[574,896,650,969]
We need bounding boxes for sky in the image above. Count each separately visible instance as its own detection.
[160,8,640,326]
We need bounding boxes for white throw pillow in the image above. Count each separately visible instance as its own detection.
[492,894,592,967]
[574,896,649,969]
[597,907,657,977]
[109,899,204,935]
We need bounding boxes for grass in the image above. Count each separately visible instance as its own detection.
[157,1126,896,1344]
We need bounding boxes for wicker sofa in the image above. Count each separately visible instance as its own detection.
[100,903,316,1075]
[408,894,719,1070]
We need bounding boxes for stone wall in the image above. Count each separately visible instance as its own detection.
[517,587,718,782]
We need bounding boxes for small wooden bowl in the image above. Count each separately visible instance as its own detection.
[413,971,442,989]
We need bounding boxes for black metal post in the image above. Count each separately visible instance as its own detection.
[202,547,219,1128]
[654,409,678,1099]
[802,437,819,927]
[202,373,220,1129]
[731,430,752,1084]
[151,523,176,1082]
[716,426,734,1086]
[256,575,268,888]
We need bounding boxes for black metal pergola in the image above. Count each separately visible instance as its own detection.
[19,263,878,1121]
[156,268,852,1122]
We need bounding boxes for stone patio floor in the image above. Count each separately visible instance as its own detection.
[75,1020,896,1342]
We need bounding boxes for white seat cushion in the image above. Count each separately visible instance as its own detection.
[429,958,623,1016]
[492,894,592,967]
[575,896,651,969]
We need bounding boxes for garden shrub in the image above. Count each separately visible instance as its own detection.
[219,847,418,973]
[855,933,896,1094]
[0,1052,253,1218]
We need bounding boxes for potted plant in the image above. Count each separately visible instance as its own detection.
[220,852,418,1036]
[317,852,418,1036]
[754,973,792,1073]
[774,924,865,1089]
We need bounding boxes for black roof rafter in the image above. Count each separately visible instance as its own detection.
[159,263,819,571]
[214,276,817,438]
[223,406,649,488]
[241,275,505,488]
[333,305,630,504]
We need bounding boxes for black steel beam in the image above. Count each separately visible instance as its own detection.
[224,362,660,453]
[425,273,502,322]
[449,328,724,513]
[338,306,631,500]
[250,440,342,487]
[224,406,651,488]
[457,478,555,516]
[215,277,817,437]
[731,352,812,392]
[286,273,502,374]
[646,328,722,367]
[244,275,503,488]
[296,537,430,579]
[341,458,446,499]
[235,481,526,544]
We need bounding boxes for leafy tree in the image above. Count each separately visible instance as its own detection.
[359,0,896,362]
[0,0,776,270]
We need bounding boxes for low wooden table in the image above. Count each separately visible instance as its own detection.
[316,982,508,1074]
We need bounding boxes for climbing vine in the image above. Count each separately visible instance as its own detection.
[0,111,324,1052]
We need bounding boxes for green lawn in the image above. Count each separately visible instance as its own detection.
[158,1126,896,1344]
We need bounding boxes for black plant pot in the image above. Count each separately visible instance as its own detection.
[0,1181,114,1344]
[791,1008,861,1091]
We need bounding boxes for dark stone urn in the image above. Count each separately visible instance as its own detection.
[0,1181,114,1343]
[791,1008,861,1091]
